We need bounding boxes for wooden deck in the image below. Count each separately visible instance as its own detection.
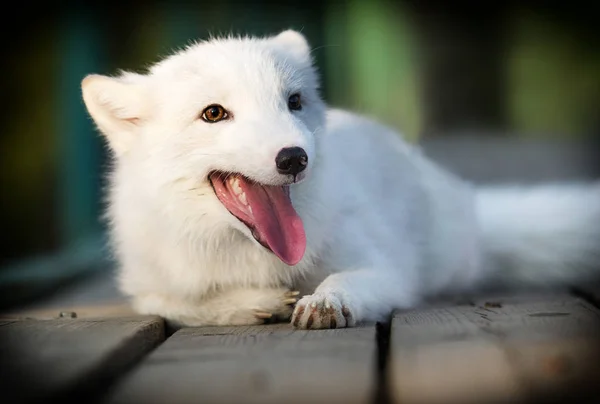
[2,137,599,403]
[2,273,599,404]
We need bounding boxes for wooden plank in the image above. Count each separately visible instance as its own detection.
[0,271,131,320]
[0,316,164,403]
[106,323,378,404]
[388,294,600,404]
[420,137,600,184]
[0,302,135,321]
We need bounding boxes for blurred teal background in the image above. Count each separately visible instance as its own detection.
[1,1,599,309]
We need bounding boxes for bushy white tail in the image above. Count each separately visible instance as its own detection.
[476,181,600,288]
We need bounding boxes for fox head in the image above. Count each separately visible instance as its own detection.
[82,30,326,265]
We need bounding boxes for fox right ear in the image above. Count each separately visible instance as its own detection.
[81,74,149,156]
[270,30,311,64]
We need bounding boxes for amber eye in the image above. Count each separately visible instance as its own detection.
[201,104,228,123]
[288,93,302,111]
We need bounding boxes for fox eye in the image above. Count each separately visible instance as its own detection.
[288,93,302,111]
[201,104,229,123]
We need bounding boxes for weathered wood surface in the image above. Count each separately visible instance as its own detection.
[0,316,164,403]
[0,302,135,321]
[420,137,600,184]
[105,323,378,404]
[388,293,600,404]
[3,290,600,404]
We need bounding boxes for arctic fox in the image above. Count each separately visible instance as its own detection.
[81,30,600,329]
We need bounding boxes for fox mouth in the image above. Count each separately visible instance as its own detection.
[208,171,306,266]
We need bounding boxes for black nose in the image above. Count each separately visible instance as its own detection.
[275,147,308,176]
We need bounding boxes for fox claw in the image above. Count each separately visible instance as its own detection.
[254,311,273,319]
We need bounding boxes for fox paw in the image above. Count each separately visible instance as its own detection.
[291,292,356,329]
[253,290,300,324]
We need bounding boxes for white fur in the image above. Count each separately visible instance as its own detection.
[81,30,600,329]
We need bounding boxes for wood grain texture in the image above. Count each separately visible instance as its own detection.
[106,323,378,404]
[388,294,600,404]
[0,316,164,403]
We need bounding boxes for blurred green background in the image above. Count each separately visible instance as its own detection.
[1,1,599,308]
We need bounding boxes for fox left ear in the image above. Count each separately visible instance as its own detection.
[270,30,311,63]
[81,73,149,156]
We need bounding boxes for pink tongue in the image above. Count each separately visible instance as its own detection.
[211,174,306,265]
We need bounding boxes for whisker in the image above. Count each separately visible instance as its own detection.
[310,44,340,54]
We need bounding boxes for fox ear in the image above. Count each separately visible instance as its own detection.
[270,30,311,63]
[81,74,149,155]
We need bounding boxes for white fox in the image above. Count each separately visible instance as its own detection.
[81,30,600,329]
